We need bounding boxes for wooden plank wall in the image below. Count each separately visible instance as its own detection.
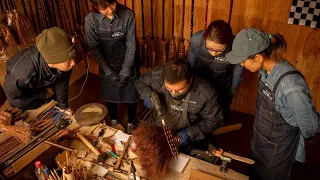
[118,0,320,114]
[229,0,320,114]
[0,0,318,114]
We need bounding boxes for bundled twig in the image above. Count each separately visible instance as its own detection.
[30,118,54,132]
[0,123,32,143]
[132,124,180,179]
[5,107,27,123]
[0,137,21,160]
[11,10,36,46]
[0,23,18,48]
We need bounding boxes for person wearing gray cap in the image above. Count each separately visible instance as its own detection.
[226,28,319,180]
[188,20,244,121]
[3,27,76,110]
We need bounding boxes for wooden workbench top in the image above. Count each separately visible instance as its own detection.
[67,120,248,180]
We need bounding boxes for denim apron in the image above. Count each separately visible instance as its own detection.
[196,39,233,116]
[96,20,139,103]
[249,71,301,180]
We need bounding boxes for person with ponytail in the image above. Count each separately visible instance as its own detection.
[226,28,320,179]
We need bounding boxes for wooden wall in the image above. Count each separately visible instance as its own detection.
[118,0,320,115]
[0,0,319,114]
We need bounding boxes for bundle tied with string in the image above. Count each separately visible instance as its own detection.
[0,110,32,144]
[11,10,36,46]
[132,124,180,179]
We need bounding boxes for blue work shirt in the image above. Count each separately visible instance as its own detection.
[259,60,319,162]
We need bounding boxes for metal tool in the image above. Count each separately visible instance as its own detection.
[190,144,255,173]
[150,91,165,126]
[93,128,105,147]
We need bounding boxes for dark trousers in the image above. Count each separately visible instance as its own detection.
[106,102,137,123]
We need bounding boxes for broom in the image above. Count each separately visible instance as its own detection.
[132,124,180,179]
[12,10,36,46]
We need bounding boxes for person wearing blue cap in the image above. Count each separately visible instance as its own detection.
[226,28,319,180]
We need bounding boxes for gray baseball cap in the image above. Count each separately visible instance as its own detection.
[226,28,270,64]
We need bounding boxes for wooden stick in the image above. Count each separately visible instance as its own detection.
[76,132,100,156]
[115,136,132,169]
[54,169,60,180]
[44,141,76,152]
[50,170,57,180]
[212,123,242,135]
[25,100,57,123]
[222,151,255,164]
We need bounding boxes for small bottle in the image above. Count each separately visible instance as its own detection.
[34,161,48,180]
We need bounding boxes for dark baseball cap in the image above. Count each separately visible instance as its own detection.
[226,28,270,64]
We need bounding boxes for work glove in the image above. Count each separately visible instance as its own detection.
[107,71,120,82]
[119,74,128,84]
[143,92,153,109]
[176,129,191,146]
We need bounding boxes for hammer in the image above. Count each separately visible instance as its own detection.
[75,132,110,163]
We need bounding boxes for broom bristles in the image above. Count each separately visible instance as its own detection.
[132,124,180,179]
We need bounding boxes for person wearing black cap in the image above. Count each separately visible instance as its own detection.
[226,28,319,180]
[85,0,139,132]
[3,27,76,110]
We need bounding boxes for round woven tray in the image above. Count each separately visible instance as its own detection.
[74,103,108,126]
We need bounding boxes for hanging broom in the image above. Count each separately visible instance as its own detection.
[11,10,36,46]
[132,124,180,179]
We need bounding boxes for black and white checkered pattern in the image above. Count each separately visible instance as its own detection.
[288,0,319,28]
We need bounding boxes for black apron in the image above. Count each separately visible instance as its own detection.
[151,85,192,131]
[96,21,139,103]
[249,71,301,180]
[196,39,233,116]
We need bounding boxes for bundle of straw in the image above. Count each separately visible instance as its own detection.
[132,124,180,179]
[0,110,32,144]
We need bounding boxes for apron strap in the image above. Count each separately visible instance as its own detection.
[273,71,304,94]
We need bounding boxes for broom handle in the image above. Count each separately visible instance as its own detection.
[76,132,100,156]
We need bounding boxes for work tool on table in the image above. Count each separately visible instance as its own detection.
[114,136,132,169]
[93,128,105,147]
[75,132,110,163]
[191,144,255,173]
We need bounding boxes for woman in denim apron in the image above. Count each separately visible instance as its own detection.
[85,0,139,132]
[226,28,319,180]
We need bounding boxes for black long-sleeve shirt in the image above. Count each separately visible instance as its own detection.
[4,46,71,110]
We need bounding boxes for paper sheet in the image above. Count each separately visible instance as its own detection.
[168,154,190,173]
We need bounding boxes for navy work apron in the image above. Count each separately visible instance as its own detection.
[96,21,139,103]
[249,71,301,180]
[196,39,233,116]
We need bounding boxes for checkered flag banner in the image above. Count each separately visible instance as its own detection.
[288,0,319,28]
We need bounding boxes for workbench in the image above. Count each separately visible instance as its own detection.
[66,119,249,180]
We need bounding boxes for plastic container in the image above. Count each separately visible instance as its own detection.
[34,161,48,180]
